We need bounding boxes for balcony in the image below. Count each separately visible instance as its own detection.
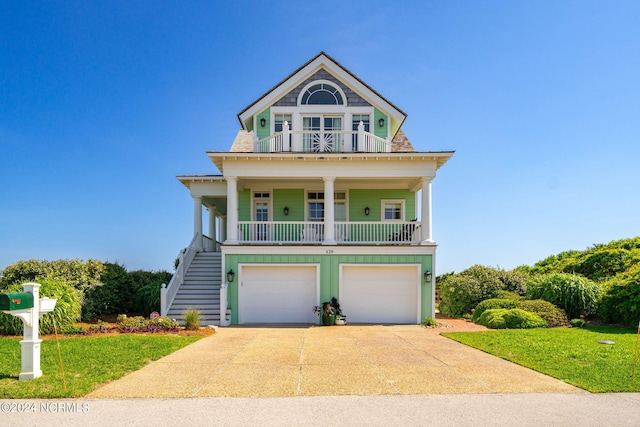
[237,221,422,245]
[253,122,391,153]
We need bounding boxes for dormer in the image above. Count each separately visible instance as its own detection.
[236,52,407,154]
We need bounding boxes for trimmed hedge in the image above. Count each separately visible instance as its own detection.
[516,299,569,328]
[476,308,547,329]
[472,299,517,322]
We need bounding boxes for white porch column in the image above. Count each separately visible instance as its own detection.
[193,196,203,250]
[219,216,227,243]
[208,207,217,244]
[226,177,239,244]
[323,177,336,245]
[421,179,433,243]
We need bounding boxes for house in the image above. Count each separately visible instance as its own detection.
[161,52,454,325]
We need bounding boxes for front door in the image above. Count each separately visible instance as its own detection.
[253,193,270,241]
[303,116,342,152]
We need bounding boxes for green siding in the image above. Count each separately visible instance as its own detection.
[225,253,433,324]
[273,189,304,221]
[238,190,251,221]
[374,108,387,139]
[256,108,270,140]
[349,189,415,221]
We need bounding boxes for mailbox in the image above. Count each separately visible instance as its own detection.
[0,292,34,311]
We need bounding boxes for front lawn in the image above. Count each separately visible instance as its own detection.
[0,334,201,398]
[442,326,640,392]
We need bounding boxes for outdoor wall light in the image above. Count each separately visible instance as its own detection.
[424,270,432,282]
[284,206,289,216]
[364,207,370,216]
[378,118,385,128]
[260,117,266,127]
[227,269,235,283]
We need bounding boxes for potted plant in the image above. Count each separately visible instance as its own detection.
[312,297,346,326]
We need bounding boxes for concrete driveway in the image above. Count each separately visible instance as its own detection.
[88,323,582,398]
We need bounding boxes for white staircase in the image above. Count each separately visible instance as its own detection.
[166,252,230,325]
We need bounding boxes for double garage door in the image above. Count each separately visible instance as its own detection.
[239,264,421,324]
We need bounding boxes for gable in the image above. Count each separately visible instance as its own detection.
[273,69,371,107]
[237,52,406,137]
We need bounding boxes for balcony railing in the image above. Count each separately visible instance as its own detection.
[237,221,421,244]
[254,121,392,153]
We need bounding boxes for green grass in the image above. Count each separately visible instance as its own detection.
[0,334,201,398]
[442,326,640,393]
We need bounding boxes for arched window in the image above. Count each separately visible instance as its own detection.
[301,83,344,105]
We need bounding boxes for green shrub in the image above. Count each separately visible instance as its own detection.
[184,309,201,330]
[476,308,547,329]
[82,262,134,320]
[128,270,172,296]
[0,259,103,294]
[562,249,640,282]
[498,269,530,295]
[495,290,523,300]
[570,318,586,327]
[472,299,517,322]
[516,299,569,328]
[438,265,504,317]
[600,265,640,328]
[134,280,163,316]
[115,314,179,333]
[525,273,601,319]
[422,317,439,327]
[0,278,82,335]
[59,324,86,335]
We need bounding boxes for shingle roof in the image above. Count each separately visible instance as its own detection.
[391,129,415,152]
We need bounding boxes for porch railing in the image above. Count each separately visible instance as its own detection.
[238,221,324,243]
[237,221,421,244]
[254,122,392,153]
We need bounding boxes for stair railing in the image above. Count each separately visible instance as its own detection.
[161,232,201,316]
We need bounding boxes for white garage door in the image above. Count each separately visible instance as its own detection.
[341,265,420,324]
[239,265,318,324]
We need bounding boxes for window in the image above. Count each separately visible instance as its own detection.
[307,191,347,221]
[274,114,292,132]
[382,200,404,221]
[352,114,370,151]
[301,83,344,105]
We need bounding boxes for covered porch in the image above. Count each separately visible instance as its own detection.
[180,174,435,247]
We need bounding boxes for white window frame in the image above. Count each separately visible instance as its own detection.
[381,199,405,222]
[306,190,348,222]
[297,80,348,107]
[252,192,272,222]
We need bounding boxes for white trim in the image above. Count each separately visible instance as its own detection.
[237,263,321,324]
[237,54,405,129]
[339,263,422,324]
[297,80,348,107]
[381,199,406,222]
[222,245,436,256]
[251,191,272,222]
[305,189,348,222]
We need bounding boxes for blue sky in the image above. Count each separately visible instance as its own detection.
[1,1,639,274]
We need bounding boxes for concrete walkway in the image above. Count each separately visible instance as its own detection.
[88,323,581,398]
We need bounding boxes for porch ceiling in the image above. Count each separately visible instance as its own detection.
[203,196,227,215]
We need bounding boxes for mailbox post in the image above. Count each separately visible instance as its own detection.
[0,283,57,380]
